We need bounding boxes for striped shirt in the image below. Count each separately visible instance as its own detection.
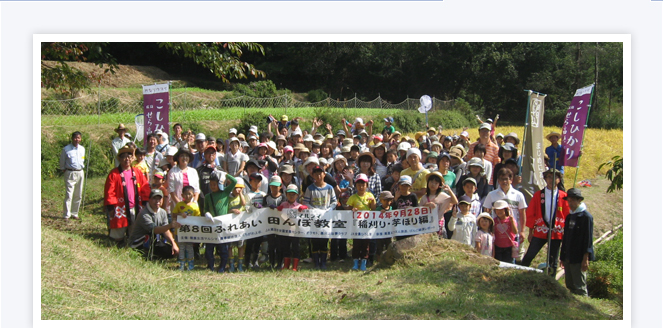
[468,141,500,168]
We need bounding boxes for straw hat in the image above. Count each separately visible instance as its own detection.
[116,145,134,159]
[546,132,562,142]
[114,123,127,133]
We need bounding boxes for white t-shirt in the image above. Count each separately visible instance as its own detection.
[482,185,527,226]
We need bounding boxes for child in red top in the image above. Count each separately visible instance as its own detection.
[492,200,518,263]
[276,184,308,271]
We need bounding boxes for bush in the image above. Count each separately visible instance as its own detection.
[392,111,424,133]
[587,230,623,299]
[232,80,278,98]
[588,111,623,129]
[238,111,271,137]
[307,89,328,103]
[428,110,471,131]
[544,109,567,127]
[41,131,114,179]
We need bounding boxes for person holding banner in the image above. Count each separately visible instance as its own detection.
[545,132,565,191]
[521,169,570,275]
[104,145,151,244]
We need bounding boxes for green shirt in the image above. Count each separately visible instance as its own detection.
[203,174,238,216]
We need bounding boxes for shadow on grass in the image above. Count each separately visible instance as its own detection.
[338,258,610,320]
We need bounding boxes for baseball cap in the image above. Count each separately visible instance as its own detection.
[195,133,206,141]
[493,200,509,210]
[286,184,299,194]
[283,145,294,153]
[312,165,324,173]
[337,130,346,136]
[398,176,413,186]
[281,115,288,121]
[149,189,164,198]
[269,175,282,187]
[463,177,477,186]
[249,172,262,180]
[479,123,492,131]
[354,173,369,183]
[460,131,469,138]
[166,147,178,157]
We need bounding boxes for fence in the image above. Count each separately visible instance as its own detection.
[41,87,456,128]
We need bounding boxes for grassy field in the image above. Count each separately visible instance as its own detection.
[41,171,623,320]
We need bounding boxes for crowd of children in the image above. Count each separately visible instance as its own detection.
[111,114,594,295]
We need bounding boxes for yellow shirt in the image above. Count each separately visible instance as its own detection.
[132,160,149,178]
[347,192,376,211]
[172,201,200,217]
[401,167,430,192]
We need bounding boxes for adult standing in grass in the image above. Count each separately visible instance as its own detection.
[104,145,151,244]
[111,124,130,166]
[144,133,164,183]
[467,123,500,169]
[559,188,595,297]
[521,169,570,275]
[60,131,85,222]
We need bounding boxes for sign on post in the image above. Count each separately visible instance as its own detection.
[142,83,170,141]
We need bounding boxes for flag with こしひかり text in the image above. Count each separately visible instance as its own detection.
[562,85,593,168]
[142,83,170,142]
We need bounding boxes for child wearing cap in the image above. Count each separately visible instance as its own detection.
[347,174,377,271]
[448,199,477,247]
[243,172,267,270]
[263,176,285,270]
[559,188,594,296]
[172,186,200,271]
[227,180,246,272]
[492,200,518,263]
[375,191,395,262]
[151,171,170,213]
[457,158,492,200]
[276,184,308,271]
[303,165,337,270]
[202,171,238,273]
[393,175,419,241]
[475,213,495,256]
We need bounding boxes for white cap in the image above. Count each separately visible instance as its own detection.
[461,131,469,138]
[303,135,315,142]
[406,147,422,159]
[397,142,412,152]
[267,141,277,150]
[195,133,206,141]
[166,147,178,157]
[229,128,237,135]
[292,130,302,137]
[229,137,240,144]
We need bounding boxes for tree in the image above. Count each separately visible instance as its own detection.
[598,155,623,193]
[41,42,266,97]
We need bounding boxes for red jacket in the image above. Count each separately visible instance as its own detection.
[104,166,151,228]
[526,189,570,240]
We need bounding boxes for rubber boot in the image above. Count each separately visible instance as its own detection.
[292,258,300,271]
[283,257,291,270]
[188,259,195,271]
[238,258,244,272]
[179,260,185,271]
[320,252,327,270]
[352,259,359,270]
[229,258,236,273]
[312,253,320,269]
[360,259,367,271]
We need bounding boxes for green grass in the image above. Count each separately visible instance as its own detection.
[41,176,623,320]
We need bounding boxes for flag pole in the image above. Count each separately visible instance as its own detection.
[571,84,596,187]
[546,152,558,276]
[520,91,533,176]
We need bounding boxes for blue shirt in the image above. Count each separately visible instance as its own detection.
[545,144,565,174]
[191,151,220,169]
[59,144,85,170]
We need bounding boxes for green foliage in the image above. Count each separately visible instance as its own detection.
[158,42,266,82]
[238,112,271,137]
[232,80,278,98]
[41,131,113,179]
[307,89,328,103]
[85,97,122,114]
[588,112,623,129]
[428,110,471,131]
[587,230,623,299]
[598,156,623,193]
[393,111,424,133]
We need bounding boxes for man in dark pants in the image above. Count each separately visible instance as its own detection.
[129,189,181,260]
[521,169,570,275]
[560,188,595,296]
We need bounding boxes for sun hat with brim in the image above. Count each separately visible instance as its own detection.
[431,141,443,149]
[372,142,387,152]
[427,151,439,159]
[479,123,492,131]
[426,171,444,181]
[460,131,470,138]
[398,176,413,186]
[500,142,516,151]
[303,135,315,142]
[337,130,346,136]
[546,132,562,142]
[234,181,245,189]
[451,145,467,159]
[248,135,257,141]
[149,189,164,198]
[357,152,375,163]
[267,141,277,150]
[293,143,306,150]
[174,149,194,163]
[313,140,323,146]
[449,148,464,161]
[379,191,395,200]
[427,127,436,133]
[493,200,509,210]
[240,141,249,148]
[279,165,295,175]
[269,175,282,187]
[299,147,311,154]
[504,132,520,146]
[326,134,334,139]
[237,133,246,141]
[467,157,484,169]
[463,177,477,186]
[286,184,299,194]
[397,142,412,152]
[563,188,584,200]
[158,157,170,168]
[476,213,494,225]
[229,137,240,145]
[303,156,320,167]
[114,123,127,133]
[414,132,426,142]
[117,145,135,159]
[319,158,328,165]
[437,152,451,163]
[392,131,402,137]
[276,135,287,141]
[153,171,165,179]
[332,155,348,166]
[341,146,352,153]
[229,128,238,135]
[543,167,563,179]
[257,142,268,149]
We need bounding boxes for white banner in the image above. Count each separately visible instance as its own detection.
[176,206,438,244]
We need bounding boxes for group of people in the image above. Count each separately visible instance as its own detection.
[60,113,594,296]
